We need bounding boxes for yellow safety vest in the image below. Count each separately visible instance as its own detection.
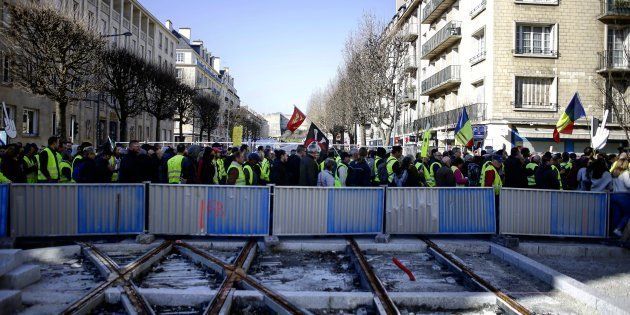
[373,157,382,183]
[385,156,398,183]
[243,164,255,185]
[59,160,72,183]
[320,160,325,172]
[425,162,441,187]
[334,162,348,187]
[227,162,246,186]
[217,158,227,181]
[212,160,219,184]
[560,161,572,171]
[525,163,537,187]
[23,156,38,183]
[451,165,465,187]
[482,164,502,195]
[260,158,270,182]
[551,165,563,190]
[37,148,60,181]
[167,154,185,184]
[0,157,10,183]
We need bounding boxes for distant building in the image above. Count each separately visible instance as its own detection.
[263,113,289,138]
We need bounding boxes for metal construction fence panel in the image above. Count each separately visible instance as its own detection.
[10,184,145,237]
[0,185,8,237]
[499,188,608,238]
[272,187,384,236]
[149,184,270,236]
[386,187,496,234]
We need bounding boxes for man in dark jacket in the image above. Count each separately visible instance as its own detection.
[94,147,113,183]
[503,147,527,188]
[299,143,320,186]
[119,140,143,183]
[349,147,372,187]
[287,146,304,186]
[435,157,456,187]
[271,150,289,186]
[535,153,561,190]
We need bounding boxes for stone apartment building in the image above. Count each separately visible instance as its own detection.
[171,25,241,143]
[388,0,628,153]
[0,0,177,146]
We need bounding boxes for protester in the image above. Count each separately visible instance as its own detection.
[335,152,350,187]
[299,143,320,186]
[197,147,216,185]
[611,158,630,237]
[503,147,527,188]
[243,153,261,186]
[435,156,456,187]
[349,147,372,187]
[535,153,561,190]
[270,150,289,186]
[590,157,613,192]
[317,159,335,187]
[226,151,246,186]
[452,157,467,187]
[77,147,97,183]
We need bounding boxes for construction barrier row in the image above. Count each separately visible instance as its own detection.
[0,184,613,238]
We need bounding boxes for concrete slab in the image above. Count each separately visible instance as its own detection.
[0,290,21,313]
[518,242,630,258]
[490,244,629,315]
[273,238,348,252]
[390,292,496,310]
[21,246,80,264]
[0,249,23,277]
[357,237,427,253]
[429,239,491,254]
[0,264,41,290]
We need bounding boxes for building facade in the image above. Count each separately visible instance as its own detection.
[0,0,177,146]
[386,0,627,153]
[263,113,289,138]
[171,26,240,143]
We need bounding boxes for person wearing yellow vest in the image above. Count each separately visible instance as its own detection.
[524,155,540,188]
[243,153,261,186]
[372,147,386,185]
[386,146,403,185]
[38,136,61,183]
[334,152,351,187]
[425,150,443,187]
[535,153,562,190]
[22,144,39,183]
[58,153,72,183]
[481,155,503,195]
[226,151,246,186]
[551,154,564,190]
[167,144,187,184]
[260,151,271,184]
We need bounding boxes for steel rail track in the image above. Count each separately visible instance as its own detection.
[347,238,400,315]
[204,239,257,314]
[420,238,532,315]
[62,241,172,315]
[175,241,310,315]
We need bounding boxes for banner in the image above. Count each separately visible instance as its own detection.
[286,106,306,133]
[232,125,243,147]
[304,123,329,150]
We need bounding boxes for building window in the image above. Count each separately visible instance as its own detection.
[159,33,163,49]
[146,126,150,140]
[87,11,94,25]
[0,52,10,83]
[70,115,78,142]
[131,39,136,52]
[22,108,38,135]
[72,1,80,18]
[606,27,630,68]
[470,28,486,65]
[138,125,143,140]
[513,76,557,111]
[140,45,145,57]
[112,27,118,47]
[170,43,174,57]
[514,24,557,57]
[176,69,182,79]
[176,52,184,62]
[147,50,152,60]
[0,104,14,122]
[100,19,107,35]
[158,55,162,65]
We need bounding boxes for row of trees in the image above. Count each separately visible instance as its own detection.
[307,14,409,146]
[0,2,222,142]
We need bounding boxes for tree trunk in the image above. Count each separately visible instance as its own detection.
[360,125,367,146]
[58,101,68,140]
[155,119,161,141]
[178,117,184,141]
[120,114,128,142]
[199,126,204,142]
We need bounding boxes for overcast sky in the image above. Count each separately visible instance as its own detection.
[141,0,393,115]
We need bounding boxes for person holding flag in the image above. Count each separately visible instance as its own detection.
[283,106,307,138]
[554,92,586,143]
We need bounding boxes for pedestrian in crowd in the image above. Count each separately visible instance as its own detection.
[482,155,503,194]
[452,157,468,187]
[118,140,142,183]
[259,148,271,185]
[299,143,320,186]
[425,149,443,187]
[504,147,527,188]
[349,147,372,187]
[38,136,60,183]
[317,159,336,187]
[95,147,114,183]
[77,147,97,183]
[611,158,630,237]
[270,149,289,186]
[576,156,592,191]
[159,146,175,183]
[22,143,38,183]
[590,156,613,192]
[402,155,422,187]
[467,155,483,187]
[385,146,403,186]
[435,156,455,187]
[226,151,246,186]
[243,153,261,186]
[372,147,386,185]
[524,155,540,188]
[286,145,304,186]
[535,153,561,190]
[335,152,350,187]
[197,147,216,185]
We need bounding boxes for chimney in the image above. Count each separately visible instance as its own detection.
[179,28,191,40]
[165,20,173,30]
[192,40,204,46]
[211,57,221,72]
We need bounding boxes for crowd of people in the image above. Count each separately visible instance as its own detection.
[1,136,629,237]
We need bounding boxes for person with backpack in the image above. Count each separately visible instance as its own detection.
[467,155,483,187]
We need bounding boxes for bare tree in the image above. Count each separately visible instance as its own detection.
[0,2,104,139]
[141,64,179,141]
[192,93,221,141]
[593,53,630,145]
[233,108,262,142]
[173,82,196,141]
[101,47,148,142]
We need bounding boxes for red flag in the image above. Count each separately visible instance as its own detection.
[286,106,306,133]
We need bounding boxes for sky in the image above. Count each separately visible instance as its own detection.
[141,0,393,115]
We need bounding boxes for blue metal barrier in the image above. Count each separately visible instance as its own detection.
[500,188,608,238]
[10,184,145,237]
[386,188,496,234]
[0,184,8,237]
[149,184,270,236]
[273,187,384,236]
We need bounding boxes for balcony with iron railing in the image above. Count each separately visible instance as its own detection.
[422,0,457,24]
[404,56,418,72]
[470,50,486,65]
[599,0,630,22]
[421,65,461,95]
[401,88,418,104]
[598,50,630,73]
[123,18,130,30]
[514,0,559,5]
[402,22,419,42]
[470,0,486,18]
[512,47,558,58]
[422,21,461,60]
[512,101,558,112]
[100,2,109,15]
[414,103,487,129]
